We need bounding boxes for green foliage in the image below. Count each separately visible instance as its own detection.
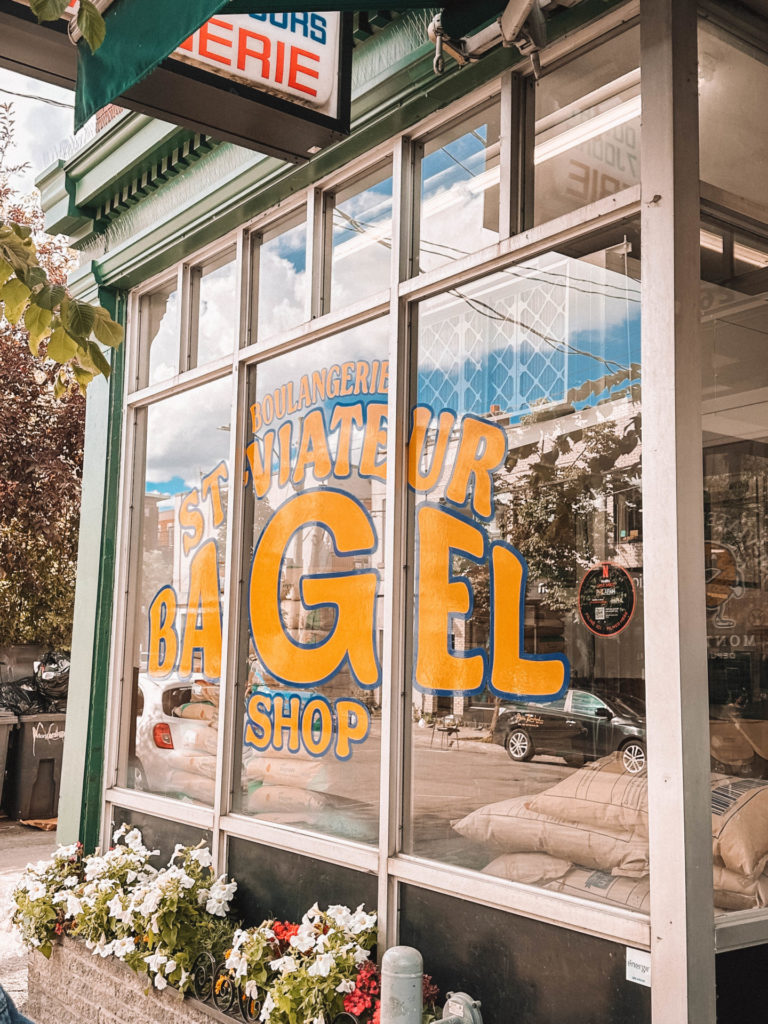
[0,217,123,394]
[29,0,106,52]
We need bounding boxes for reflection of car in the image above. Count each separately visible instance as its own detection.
[133,674,218,793]
[492,688,646,773]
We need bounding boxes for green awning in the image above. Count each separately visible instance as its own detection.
[74,1,444,131]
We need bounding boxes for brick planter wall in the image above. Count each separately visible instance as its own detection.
[27,937,218,1024]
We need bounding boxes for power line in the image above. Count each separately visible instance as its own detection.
[0,87,73,110]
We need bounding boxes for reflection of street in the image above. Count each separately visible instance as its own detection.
[410,726,571,868]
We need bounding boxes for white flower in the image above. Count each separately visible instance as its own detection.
[347,906,377,936]
[124,829,143,851]
[302,902,322,923]
[259,993,276,1023]
[269,955,298,975]
[189,848,213,868]
[56,843,80,859]
[336,980,356,994]
[311,1014,325,1024]
[165,959,177,975]
[154,974,167,991]
[245,980,260,999]
[26,881,46,901]
[113,825,128,843]
[144,952,168,973]
[307,953,335,978]
[289,923,317,953]
[352,945,370,967]
[113,938,135,959]
[179,968,189,989]
[63,875,79,888]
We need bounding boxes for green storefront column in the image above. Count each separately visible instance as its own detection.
[57,286,125,850]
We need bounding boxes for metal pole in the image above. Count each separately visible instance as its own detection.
[380,946,423,1024]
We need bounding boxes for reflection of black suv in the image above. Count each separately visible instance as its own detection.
[492,689,646,773]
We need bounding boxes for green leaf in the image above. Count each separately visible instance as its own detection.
[53,374,66,399]
[72,364,95,395]
[24,304,53,353]
[10,222,32,240]
[77,0,106,51]
[35,284,66,311]
[29,0,70,21]
[92,310,124,348]
[61,297,95,340]
[86,340,112,379]
[1,277,31,324]
[0,259,13,287]
[19,265,47,289]
[46,326,79,364]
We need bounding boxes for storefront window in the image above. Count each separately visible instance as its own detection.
[123,376,231,804]
[700,223,768,912]
[534,28,640,226]
[193,249,238,365]
[328,164,393,310]
[231,318,389,843]
[405,229,648,908]
[416,101,500,274]
[140,277,180,387]
[699,26,768,211]
[257,213,309,342]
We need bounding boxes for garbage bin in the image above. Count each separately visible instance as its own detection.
[6,713,65,820]
[0,710,18,811]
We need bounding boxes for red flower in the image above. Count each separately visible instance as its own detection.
[344,962,381,1018]
[422,974,440,1007]
[271,921,300,952]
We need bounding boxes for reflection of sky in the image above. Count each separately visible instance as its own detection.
[148,290,180,384]
[331,176,393,308]
[197,259,237,363]
[258,220,309,341]
[420,123,498,272]
[417,254,641,421]
[145,376,232,490]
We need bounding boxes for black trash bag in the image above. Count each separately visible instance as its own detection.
[35,651,69,701]
[0,678,46,715]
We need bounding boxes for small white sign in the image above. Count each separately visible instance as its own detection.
[626,947,651,987]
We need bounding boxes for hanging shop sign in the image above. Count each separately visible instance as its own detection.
[174,13,342,119]
[578,562,635,637]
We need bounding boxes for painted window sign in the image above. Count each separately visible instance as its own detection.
[235,357,570,761]
[173,12,342,117]
[146,460,229,682]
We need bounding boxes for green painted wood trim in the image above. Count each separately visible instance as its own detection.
[80,288,126,853]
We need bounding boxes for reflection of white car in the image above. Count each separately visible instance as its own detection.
[133,674,219,801]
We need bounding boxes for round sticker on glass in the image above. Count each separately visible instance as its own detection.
[578,562,635,637]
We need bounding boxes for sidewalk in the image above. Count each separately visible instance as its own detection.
[0,819,56,1013]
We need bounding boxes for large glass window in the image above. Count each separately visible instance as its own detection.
[192,248,238,366]
[123,376,231,804]
[534,28,640,226]
[139,277,180,387]
[257,212,309,343]
[405,225,648,907]
[700,222,768,912]
[416,101,501,274]
[231,319,390,843]
[700,25,768,211]
[328,164,393,310]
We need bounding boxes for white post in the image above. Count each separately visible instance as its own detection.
[641,0,716,1021]
[380,946,423,1024]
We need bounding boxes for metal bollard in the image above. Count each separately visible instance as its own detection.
[380,946,423,1024]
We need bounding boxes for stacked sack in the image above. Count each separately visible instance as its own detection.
[164,682,220,803]
[453,752,768,912]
